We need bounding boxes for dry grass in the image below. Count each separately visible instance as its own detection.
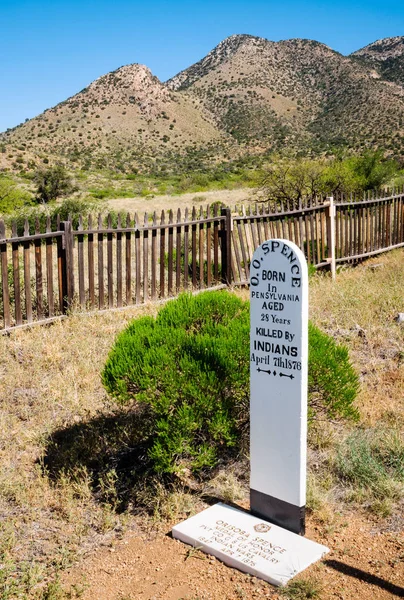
[105,187,254,215]
[307,250,404,524]
[0,304,161,597]
[0,249,402,596]
[309,250,404,424]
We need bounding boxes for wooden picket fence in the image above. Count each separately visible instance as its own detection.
[231,200,330,283]
[1,190,403,331]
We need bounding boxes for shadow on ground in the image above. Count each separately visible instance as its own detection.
[324,559,404,598]
[40,407,242,514]
[41,407,159,512]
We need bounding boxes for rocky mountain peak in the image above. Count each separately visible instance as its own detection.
[353,36,404,60]
[166,34,264,91]
[76,63,173,111]
[351,36,404,87]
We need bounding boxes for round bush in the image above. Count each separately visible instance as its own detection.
[102,291,359,476]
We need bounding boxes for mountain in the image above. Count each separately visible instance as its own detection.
[351,37,404,86]
[2,35,404,174]
[0,64,232,174]
[168,34,404,154]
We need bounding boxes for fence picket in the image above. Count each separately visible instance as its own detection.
[263,212,269,242]
[191,207,197,288]
[0,221,10,329]
[176,209,181,293]
[386,201,391,247]
[160,211,166,298]
[135,213,141,303]
[256,206,264,246]
[144,212,149,302]
[12,221,22,325]
[168,210,174,296]
[151,212,157,300]
[35,218,43,320]
[376,201,380,250]
[213,204,219,282]
[78,215,85,308]
[393,199,398,246]
[199,206,204,289]
[45,216,54,318]
[23,219,33,324]
[206,205,212,288]
[250,206,259,250]
[232,220,243,282]
[125,213,132,305]
[107,214,113,309]
[98,214,104,309]
[88,214,95,308]
[183,208,189,291]
[117,214,123,308]
[237,218,249,280]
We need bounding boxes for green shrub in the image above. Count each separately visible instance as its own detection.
[88,187,134,200]
[7,205,48,235]
[307,263,317,278]
[102,291,359,476]
[281,578,321,599]
[34,164,77,203]
[54,197,103,229]
[308,322,359,422]
[103,292,249,475]
[0,175,34,215]
[7,196,103,235]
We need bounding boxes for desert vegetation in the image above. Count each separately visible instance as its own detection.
[256,150,404,208]
[1,149,403,223]
[102,292,359,476]
[0,249,402,598]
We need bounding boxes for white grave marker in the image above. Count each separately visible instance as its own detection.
[250,239,308,534]
[172,240,329,586]
[173,503,329,587]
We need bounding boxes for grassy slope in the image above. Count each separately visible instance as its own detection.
[0,249,402,598]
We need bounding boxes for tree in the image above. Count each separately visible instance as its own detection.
[34,164,76,203]
[348,150,399,191]
[257,152,402,209]
[0,176,33,214]
[256,157,330,209]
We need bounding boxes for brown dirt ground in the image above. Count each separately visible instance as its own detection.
[63,508,404,600]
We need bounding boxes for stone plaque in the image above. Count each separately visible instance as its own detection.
[250,239,308,534]
[172,503,329,587]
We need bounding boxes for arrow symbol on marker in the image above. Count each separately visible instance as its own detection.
[257,368,271,375]
[279,372,295,380]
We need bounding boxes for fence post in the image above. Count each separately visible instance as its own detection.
[0,220,11,329]
[325,196,336,280]
[220,208,232,285]
[58,220,74,313]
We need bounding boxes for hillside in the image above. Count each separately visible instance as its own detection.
[0,64,233,174]
[2,34,404,174]
[168,34,404,154]
[352,36,404,86]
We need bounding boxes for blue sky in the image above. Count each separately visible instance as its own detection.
[1,0,403,133]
